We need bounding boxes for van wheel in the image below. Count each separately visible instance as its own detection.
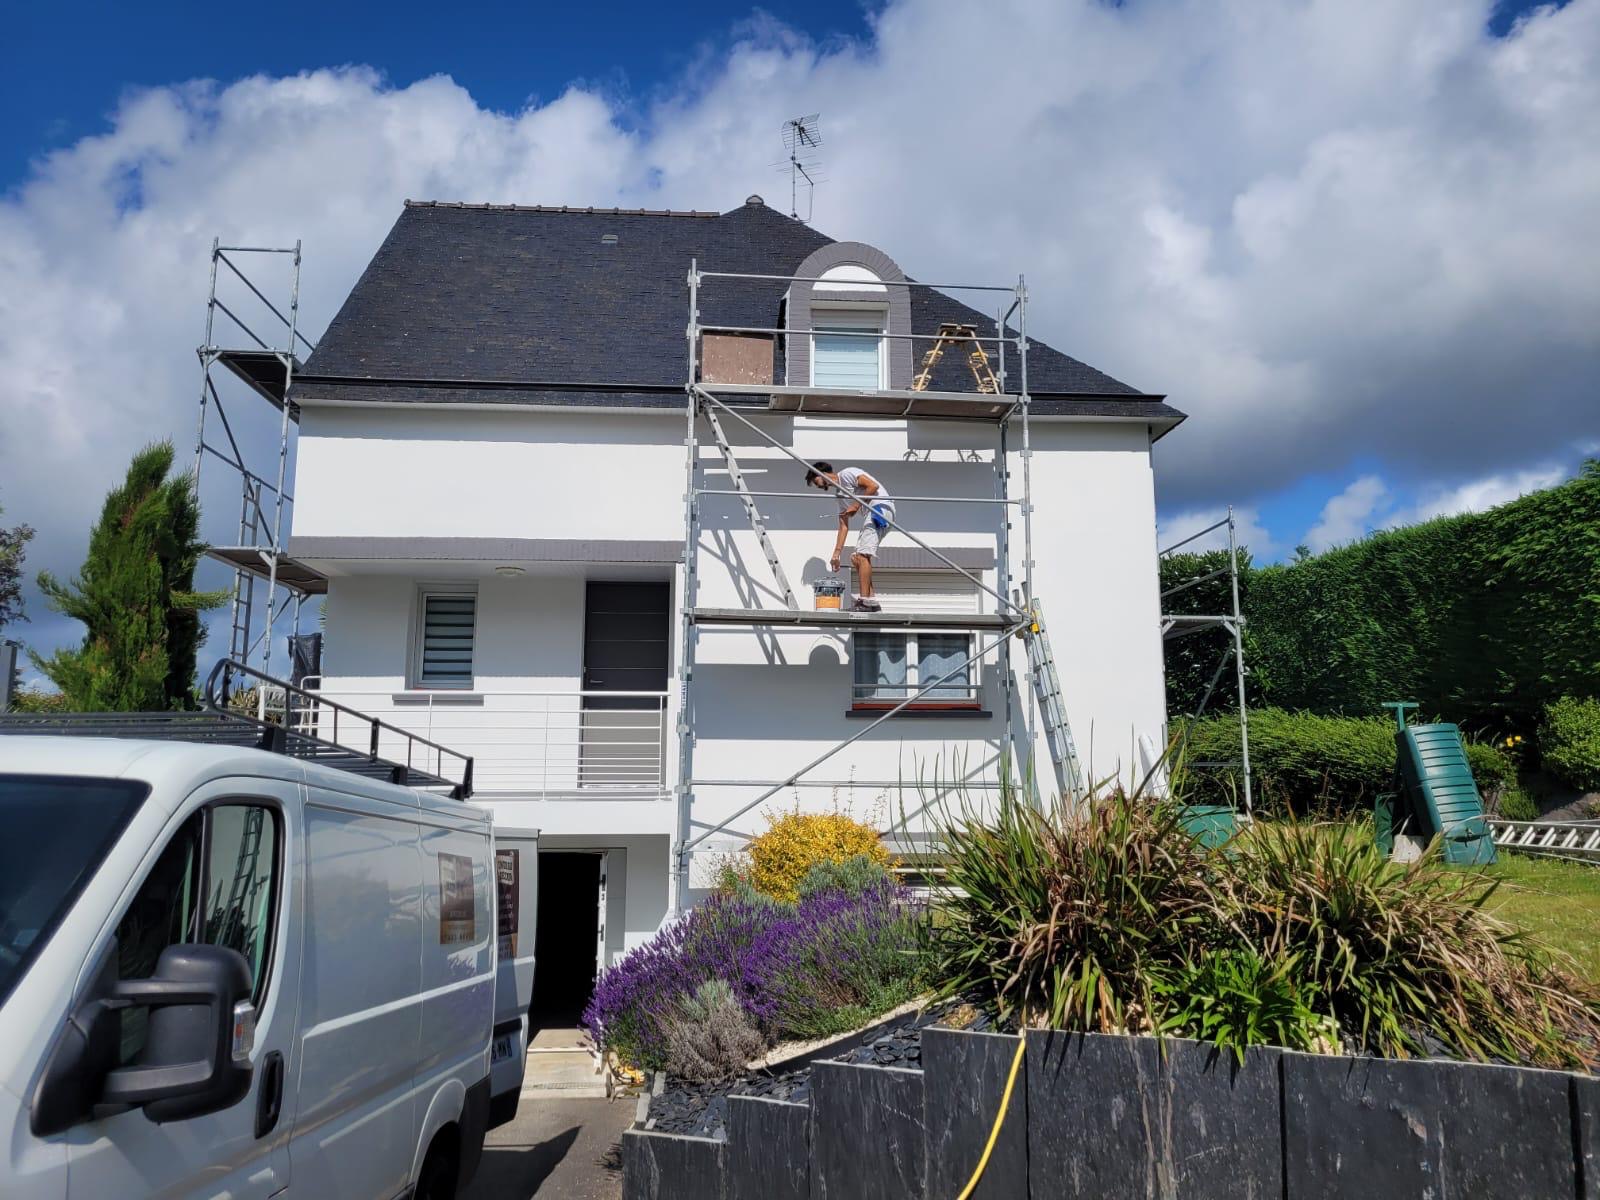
[416,1132,459,1200]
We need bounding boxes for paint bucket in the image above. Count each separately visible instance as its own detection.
[812,579,846,610]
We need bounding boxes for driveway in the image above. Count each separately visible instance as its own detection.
[464,1096,632,1199]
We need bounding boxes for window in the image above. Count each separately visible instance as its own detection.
[811,308,886,390]
[416,589,477,689]
[853,631,977,708]
[114,803,281,1065]
[850,570,982,711]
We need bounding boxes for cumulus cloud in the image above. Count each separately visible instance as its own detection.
[1390,461,1572,525]
[1304,475,1392,552]
[3,0,1599,666]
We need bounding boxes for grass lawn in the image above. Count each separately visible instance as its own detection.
[1480,854,1600,985]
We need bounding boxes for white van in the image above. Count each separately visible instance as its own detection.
[0,736,537,1200]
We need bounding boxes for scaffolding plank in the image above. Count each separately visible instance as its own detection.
[691,606,1016,630]
[215,349,303,416]
[206,547,328,595]
[702,382,1019,421]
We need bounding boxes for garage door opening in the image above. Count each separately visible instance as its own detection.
[530,851,604,1029]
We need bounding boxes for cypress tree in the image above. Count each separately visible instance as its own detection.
[33,441,227,710]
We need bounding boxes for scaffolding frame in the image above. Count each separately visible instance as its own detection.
[1159,507,1252,812]
[670,261,1078,911]
[191,240,324,712]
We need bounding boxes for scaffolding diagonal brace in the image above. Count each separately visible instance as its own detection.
[701,402,798,608]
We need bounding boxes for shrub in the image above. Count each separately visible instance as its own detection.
[1540,696,1600,792]
[746,809,892,903]
[583,880,925,1070]
[1149,949,1328,1061]
[1493,787,1540,822]
[1182,708,1514,813]
[797,853,892,900]
[663,981,766,1083]
[1224,820,1600,1068]
[931,784,1221,1031]
[929,786,1600,1068]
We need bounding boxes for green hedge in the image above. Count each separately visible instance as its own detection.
[1540,696,1600,792]
[1163,463,1600,734]
[1178,708,1513,813]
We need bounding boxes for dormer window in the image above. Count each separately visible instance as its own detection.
[787,243,913,390]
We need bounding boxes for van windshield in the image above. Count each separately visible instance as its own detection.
[0,775,148,1008]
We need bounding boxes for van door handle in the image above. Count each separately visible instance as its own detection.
[255,1050,284,1139]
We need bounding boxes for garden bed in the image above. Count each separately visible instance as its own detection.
[643,999,997,1138]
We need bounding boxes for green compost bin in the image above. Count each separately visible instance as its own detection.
[1179,805,1239,850]
[1394,722,1497,865]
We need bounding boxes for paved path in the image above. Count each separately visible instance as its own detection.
[464,1096,632,1199]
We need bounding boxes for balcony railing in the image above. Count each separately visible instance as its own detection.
[289,685,669,799]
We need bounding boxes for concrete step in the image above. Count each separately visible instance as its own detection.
[522,1049,607,1099]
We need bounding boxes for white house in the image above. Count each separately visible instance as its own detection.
[281,194,1185,1022]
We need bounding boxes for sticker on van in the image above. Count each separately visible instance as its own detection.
[439,852,476,944]
[496,849,519,958]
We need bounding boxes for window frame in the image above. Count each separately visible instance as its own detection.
[850,629,982,713]
[809,302,889,391]
[411,584,479,691]
[110,797,285,1066]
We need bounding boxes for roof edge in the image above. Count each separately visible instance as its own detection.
[403,199,721,218]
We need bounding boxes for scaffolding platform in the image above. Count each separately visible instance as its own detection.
[215,348,304,414]
[690,606,1017,630]
[206,546,328,595]
[702,381,1019,421]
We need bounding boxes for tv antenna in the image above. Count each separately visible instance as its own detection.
[778,114,823,222]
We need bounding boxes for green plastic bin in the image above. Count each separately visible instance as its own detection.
[1395,722,1497,865]
[1179,805,1239,850]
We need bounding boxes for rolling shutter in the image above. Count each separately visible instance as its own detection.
[868,569,982,615]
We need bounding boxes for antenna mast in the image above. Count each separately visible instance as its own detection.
[779,115,823,221]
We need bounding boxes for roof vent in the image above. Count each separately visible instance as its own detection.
[746,194,764,207]
[600,232,619,246]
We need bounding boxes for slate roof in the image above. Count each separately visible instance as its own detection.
[299,197,1183,427]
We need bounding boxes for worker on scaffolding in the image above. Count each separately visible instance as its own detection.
[805,461,894,612]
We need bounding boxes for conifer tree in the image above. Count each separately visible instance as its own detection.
[33,441,226,710]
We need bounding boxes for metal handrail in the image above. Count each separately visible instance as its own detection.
[205,659,475,796]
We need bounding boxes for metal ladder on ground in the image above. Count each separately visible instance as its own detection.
[701,402,798,609]
[1022,599,1086,801]
[912,322,1000,394]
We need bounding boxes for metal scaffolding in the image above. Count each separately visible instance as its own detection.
[670,262,1084,911]
[1159,507,1252,812]
[191,240,326,709]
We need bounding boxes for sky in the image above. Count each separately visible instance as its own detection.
[2,0,1598,678]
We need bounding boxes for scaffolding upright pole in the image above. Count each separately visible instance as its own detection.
[672,260,702,914]
[257,241,302,719]
[192,237,221,486]
[1228,507,1253,813]
[1017,276,1043,807]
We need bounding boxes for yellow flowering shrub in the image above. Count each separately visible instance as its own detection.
[746,809,893,903]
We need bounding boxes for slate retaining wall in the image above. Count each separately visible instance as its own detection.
[623,1028,1596,1198]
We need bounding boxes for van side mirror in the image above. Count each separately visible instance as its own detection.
[31,944,255,1134]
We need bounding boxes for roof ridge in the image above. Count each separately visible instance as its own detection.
[403,200,721,218]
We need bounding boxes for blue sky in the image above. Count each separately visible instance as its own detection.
[2,0,1596,674]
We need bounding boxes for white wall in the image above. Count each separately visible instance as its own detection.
[294,404,686,541]
[300,403,1167,865]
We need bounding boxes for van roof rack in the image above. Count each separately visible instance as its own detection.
[0,659,474,800]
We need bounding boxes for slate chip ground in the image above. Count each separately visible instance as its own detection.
[646,1001,1001,1139]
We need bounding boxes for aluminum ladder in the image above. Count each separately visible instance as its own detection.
[1023,599,1086,801]
[701,402,798,609]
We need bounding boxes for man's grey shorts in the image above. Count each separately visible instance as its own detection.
[856,520,888,558]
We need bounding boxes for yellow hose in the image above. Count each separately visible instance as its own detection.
[953,1035,1026,1200]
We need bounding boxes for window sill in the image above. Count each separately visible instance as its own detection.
[846,706,992,720]
[393,690,484,705]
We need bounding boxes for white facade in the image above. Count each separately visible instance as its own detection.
[290,397,1168,950]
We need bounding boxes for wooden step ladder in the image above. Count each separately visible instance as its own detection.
[912,323,1000,394]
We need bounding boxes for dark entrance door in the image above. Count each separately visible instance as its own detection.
[530,851,602,1027]
[580,582,669,790]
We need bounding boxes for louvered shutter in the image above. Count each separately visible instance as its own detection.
[419,593,476,686]
[869,570,982,615]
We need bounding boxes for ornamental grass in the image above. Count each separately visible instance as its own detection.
[929,782,1600,1069]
